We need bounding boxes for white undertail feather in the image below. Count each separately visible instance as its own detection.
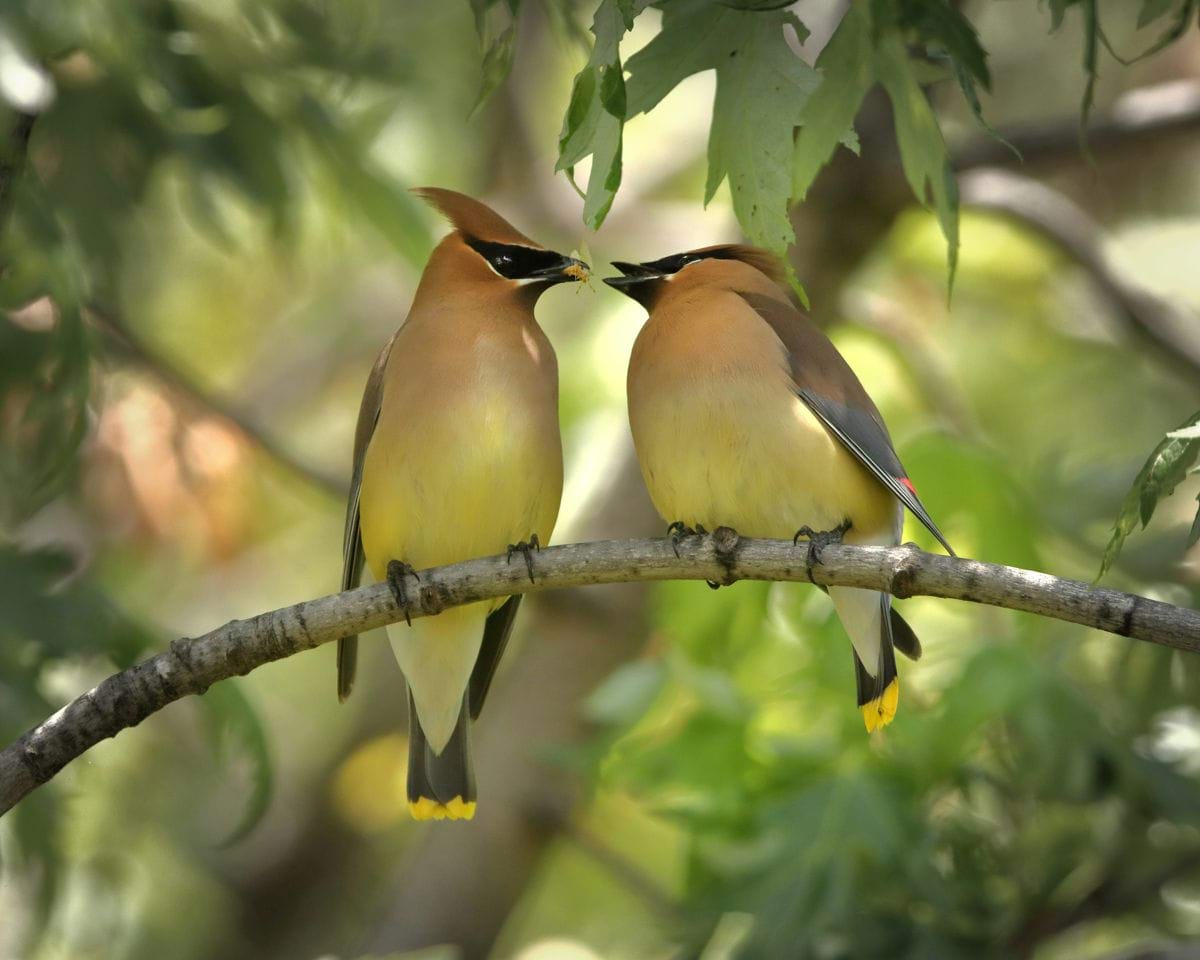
[829,526,901,680]
[829,585,884,676]
[387,604,487,753]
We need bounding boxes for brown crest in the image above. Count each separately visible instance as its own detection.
[412,187,539,247]
[692,244,786,283]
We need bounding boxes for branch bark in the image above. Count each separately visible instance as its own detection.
[2,532,1198,817]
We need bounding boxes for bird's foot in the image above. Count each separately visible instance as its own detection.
[386,559,422,626]
[667,521,708,558]
[792,518,853,576]
[506,533,540,583]
[708,525,742,589]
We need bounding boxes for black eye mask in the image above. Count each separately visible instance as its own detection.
[464,237,569,280]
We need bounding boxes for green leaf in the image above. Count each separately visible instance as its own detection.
[555,0,634,229]
[792,4,874,203]
[1045,0,1076,31]
[584,659,667,726]
[296,97,430,268]
[625,0,733,117]
[1042,0,1101,148]
[470,24,517,116]
[1079,0,1099,136]
[795,9,964,285]
[0,297,92,525]
[615,0,637,30]
[1099,411,1200,578]
[468,0,519,37]
[1138,0,1177,27]
[951,58,1021,160]
[627,1,817,285]
[873,30,959,287]
[199,679,274,846]
[880,0,990,88]
[1125,0,1198,62]
[708,17,817,259]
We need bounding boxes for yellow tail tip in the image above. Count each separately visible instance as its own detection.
[861,678,900,733]
[408,796,476,821]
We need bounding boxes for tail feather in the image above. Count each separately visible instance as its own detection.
[336,637,358,702]
[407,693,476,821]
[832,586,901,732]
[889,607,922,661]
[853,639,898,733]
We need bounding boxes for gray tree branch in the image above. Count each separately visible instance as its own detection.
[2,532,1198,817]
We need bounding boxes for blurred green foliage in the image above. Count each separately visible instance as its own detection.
[1,1,1199,959]
[1102,411,1200,578]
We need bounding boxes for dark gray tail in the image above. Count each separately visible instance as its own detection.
[406,694,476,821]
[889,606,922,661]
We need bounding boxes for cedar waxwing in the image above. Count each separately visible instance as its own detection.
[606,246,953,731]
[340,188,587,820]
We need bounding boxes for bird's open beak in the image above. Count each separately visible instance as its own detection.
[528,254,590,284]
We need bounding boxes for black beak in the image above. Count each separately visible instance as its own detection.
[527,253,590,284]
[604,261,666,290]
[610,260,660,278]
[603,263,666,304]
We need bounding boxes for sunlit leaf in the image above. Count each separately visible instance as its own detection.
[1099,410,1200,578]
[556,0,637,229]
[470,24,517,116]
[873,29,959,287]
[469,0,522,116]
[296,96,430,267]
[792,4,874,203]
[702,11,816,280]
[626,0,816,291]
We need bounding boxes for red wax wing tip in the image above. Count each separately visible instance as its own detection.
[899,477,918,495]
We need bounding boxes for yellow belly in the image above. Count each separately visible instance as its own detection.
[358,385,562,579]
[357,335,562,752]
[629,374,894,544]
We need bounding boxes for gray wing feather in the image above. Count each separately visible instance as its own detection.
[338,330,399,702]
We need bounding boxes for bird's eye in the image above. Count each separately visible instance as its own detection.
[493,254,512,267]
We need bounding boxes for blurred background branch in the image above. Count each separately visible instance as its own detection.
[955,79,1200,170]
[961,168,1200,381]
[87,303,349,498]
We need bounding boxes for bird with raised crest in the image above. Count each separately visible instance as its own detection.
[606,245,953,732]
[340,188,588,820]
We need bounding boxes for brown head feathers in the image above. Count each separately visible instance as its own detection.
[681,244,785,283]
[614,244,785,283]
[413,187,539,248]
[605,242,786,307]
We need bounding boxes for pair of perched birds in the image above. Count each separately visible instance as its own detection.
[339,188,952,821]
